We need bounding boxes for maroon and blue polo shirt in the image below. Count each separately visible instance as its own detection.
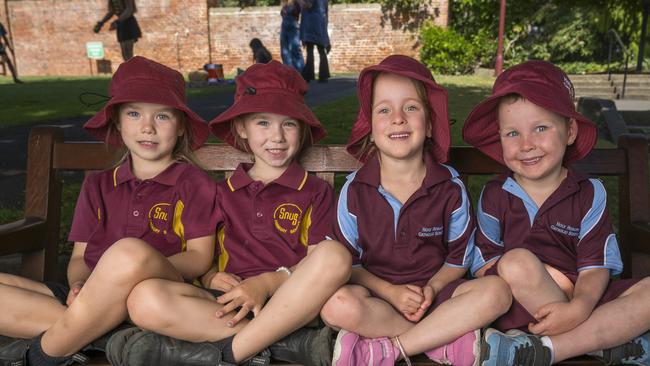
[471,169,623,281]
[471,169,641,331]
[215,160,335,279]
[333,153,475,287]
[68,159,219,270]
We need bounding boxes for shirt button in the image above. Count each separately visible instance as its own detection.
[401,231,406,236]
[256,212,263,217]
[133,210,140,217]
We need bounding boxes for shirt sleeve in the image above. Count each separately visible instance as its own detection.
[443,176,475,270]
[177,168,220,240]
[576,179,623,275]
[68,174,101,243]
[331,172,362,265]
[470,184,505,276]
[300,178,335,246]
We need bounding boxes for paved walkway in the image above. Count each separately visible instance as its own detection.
[0,77,358,208]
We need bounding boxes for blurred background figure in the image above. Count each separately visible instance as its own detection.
[0,21,22,84]
[280,0,304,73]
[249,38,273,64]
[93,0,141,61]
[299,0,330,83]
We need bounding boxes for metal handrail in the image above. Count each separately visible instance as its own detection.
[607,29,632,99]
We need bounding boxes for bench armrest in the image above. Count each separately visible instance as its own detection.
[0,217,48,255]
[630,221,650,254]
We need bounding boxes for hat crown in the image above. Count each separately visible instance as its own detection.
[110,56,186,101]
[377,55,436,82]
[496,60,575,106]
[234,61,307,102]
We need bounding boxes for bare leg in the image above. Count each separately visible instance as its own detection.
[231,240,350,362]
[552,277,650,362]
[399,276,511,355]
[127,279,245,342]
[321,284,415,338]
[0,273,64,337]
[498,248,568,314]
[40,238,183,357]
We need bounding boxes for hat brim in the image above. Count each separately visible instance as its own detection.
[84,81,209,150]
[346,62,450,163]
[209,91,326,149]
[463,83,597,165]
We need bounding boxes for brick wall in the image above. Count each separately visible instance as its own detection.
[4,0,447,77]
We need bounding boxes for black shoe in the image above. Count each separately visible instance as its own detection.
[597,330,650,365]
[0,335,28,366]
[122,330,271,366]
[269,326,332,366]
[27,333,89,366]
[104,326,142,366]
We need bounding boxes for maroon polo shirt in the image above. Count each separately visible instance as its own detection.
[333,153,475,287]
[472,169,623,281]
[216,160,335,279]
[69,159,219,270]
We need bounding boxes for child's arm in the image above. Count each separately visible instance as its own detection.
[66,242,91,306]
[529,267,609,336]
[166,234,215,280]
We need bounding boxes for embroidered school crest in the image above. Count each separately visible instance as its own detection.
[148,202,171,235]
[273,203,302,234]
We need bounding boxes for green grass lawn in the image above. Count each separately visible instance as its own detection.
[0,76,234,127]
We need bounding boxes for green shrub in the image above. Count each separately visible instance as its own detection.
[419,23,478,75]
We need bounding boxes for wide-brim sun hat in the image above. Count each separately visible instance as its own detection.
[209,60,326,149]
[84,56,209,150]
[346,54,450,163]
[462,60,597,165]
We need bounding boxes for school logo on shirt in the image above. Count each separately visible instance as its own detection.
[148,203,171,235]
[550,221,579,237]
[418,226,443,237]
[273,203,302,234]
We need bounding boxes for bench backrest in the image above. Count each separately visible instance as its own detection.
[22,126,650,280]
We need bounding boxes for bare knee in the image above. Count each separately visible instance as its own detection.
[97,238,161,282]
[479,276,513,315]
[307,240,352,284]
[498,248,542,288]
[127,279,173,330]
[320,286,365,329]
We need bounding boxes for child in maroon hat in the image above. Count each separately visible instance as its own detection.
[463,60,650,366]
[111,60,351,366]
[320,54,512,366]
[0,55,219,366]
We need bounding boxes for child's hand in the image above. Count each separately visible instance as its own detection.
[402,285,435,322]
[528,301,590,336]
[387,284,426,316]
[66,281,85,306]
[214,276,269,327]
[208,272,242,292]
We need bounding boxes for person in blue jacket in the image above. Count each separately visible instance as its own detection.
[280,0,304,73]
[299,0,330,83]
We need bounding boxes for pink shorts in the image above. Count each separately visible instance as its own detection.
[486,262,640,331]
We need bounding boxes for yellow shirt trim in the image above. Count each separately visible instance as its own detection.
[172,200,187,251]
[227,177,235,192]
[299,205,313,247]
[297,172,308,191]
[113,166,120,187]
[217,226,228,271]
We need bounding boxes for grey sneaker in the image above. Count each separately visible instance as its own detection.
[122,330,270,366]
[269,326,332,366]
[598,330,650,365]
[480,328,552,366]
[0,335,28,366]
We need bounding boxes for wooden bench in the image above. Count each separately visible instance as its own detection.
[1,126,649,365]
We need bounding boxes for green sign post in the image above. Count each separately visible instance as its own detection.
[86,41,104,59]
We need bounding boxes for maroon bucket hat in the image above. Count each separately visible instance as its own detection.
[462,60,597,165]
[209,60,326,149]
[84,56,209,150]
[346,55,450,163]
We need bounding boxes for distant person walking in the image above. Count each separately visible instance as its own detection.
[93,0,141,61]
[280,0,304,73]
[0,21,22,84]
[249,38,273,64]
[299,0,330,83]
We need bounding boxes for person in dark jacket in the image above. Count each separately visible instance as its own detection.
[299,0,330,83]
